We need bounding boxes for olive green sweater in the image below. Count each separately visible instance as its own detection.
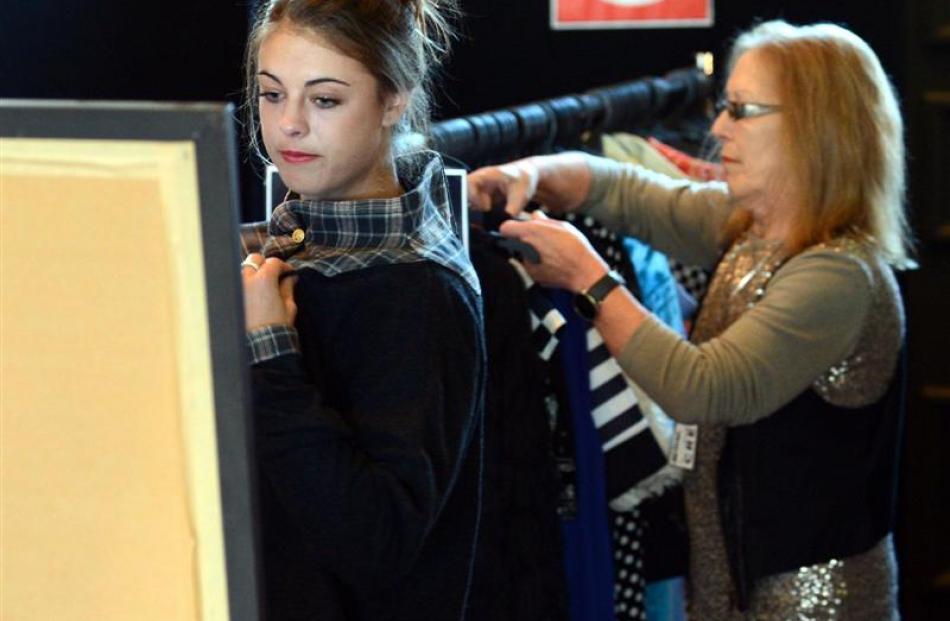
[581,155,903,426]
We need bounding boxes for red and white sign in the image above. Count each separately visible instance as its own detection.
[551,0,713,29]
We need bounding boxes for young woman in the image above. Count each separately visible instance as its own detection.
[239,2,485,620]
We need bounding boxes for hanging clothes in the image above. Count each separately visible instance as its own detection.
[467,229,571,621]
[535,212,681,621]
[619,236,690,621]
[564,213,682,509]
[554,289,618,621]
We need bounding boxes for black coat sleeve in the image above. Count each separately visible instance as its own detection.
[251,264,485,590]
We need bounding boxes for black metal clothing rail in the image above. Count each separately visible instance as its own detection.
[429,67,713,168]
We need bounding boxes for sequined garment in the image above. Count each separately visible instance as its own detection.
[683,233,902,620]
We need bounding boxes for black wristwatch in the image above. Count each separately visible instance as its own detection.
[572,270,625,321]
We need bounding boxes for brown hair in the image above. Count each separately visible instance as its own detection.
[720,21,913,267]
[243,0,457,164]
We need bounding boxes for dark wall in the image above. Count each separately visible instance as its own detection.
[1,1,903,118]
[437,0,904,117]
[0,1,256,215]
[0,1,903,217]
[0,1,249,102]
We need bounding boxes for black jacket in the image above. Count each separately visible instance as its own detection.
[719,352,905,609]
[466,230,570,621]
[252,262,486,620]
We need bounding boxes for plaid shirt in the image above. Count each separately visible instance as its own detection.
[246,324,301,364]
[245,151,478,364]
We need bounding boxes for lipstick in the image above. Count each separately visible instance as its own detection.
[281,150,319,164]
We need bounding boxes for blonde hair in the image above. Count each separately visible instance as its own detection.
[243,0,457,164]
[722,20,914,267]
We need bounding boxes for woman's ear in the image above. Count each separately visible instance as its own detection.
[382,91,408,128]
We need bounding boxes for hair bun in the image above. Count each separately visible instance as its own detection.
[395,0,457,44]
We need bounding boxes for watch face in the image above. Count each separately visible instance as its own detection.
[572,292,598,321]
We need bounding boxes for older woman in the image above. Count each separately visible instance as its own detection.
[468,20,911,620]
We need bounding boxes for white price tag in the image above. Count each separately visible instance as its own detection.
[670,423,698,470]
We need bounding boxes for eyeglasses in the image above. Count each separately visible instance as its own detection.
[716,98,783,121]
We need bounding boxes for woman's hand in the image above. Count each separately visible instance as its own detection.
[241,253,298,331]
[498,212,609,293]
[467,152,593,217]
[466,159,539,216]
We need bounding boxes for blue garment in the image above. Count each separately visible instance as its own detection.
[554,237,688,621]
[624,237,688,621]
[554,290,615,621]
[624,237,685,337]
[645,578,686,621]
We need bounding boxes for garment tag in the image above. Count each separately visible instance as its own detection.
[670,423,698,470]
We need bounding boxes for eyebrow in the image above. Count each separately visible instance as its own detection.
[257,71,350,87]
[726,87,763,100]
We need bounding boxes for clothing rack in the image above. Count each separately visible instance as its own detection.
[429,67,713,168]
[429,65,716,621]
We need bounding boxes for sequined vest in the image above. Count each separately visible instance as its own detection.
[721,362,904,609]
[696,236,907,609]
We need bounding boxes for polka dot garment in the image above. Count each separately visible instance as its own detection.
[612,507,647,620]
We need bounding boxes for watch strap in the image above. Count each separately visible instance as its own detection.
[573,270,625,321]
[584,270,625,304]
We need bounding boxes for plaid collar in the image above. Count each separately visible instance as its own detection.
[260,151,479,294]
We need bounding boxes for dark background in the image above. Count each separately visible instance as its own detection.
[0,0,911,231]
[0,1,906,120]
[2,1,946,618]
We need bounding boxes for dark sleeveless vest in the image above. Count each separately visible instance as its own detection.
[717,350,906,610]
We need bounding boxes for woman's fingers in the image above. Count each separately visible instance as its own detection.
[498,161,537,216]
[498,218,608,292]
[241,252,265,277]
[276,262,299,324]
[467,160,537,215]
[242,256,297,331]
[466,168,501,212]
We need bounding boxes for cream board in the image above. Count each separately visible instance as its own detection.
[1,138,229,620]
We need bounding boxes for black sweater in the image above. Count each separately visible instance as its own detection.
[465,230,570,621]
[251,261,486,621]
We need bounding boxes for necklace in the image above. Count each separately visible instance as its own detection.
[727,236,785,298]
[732,252,772,296]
